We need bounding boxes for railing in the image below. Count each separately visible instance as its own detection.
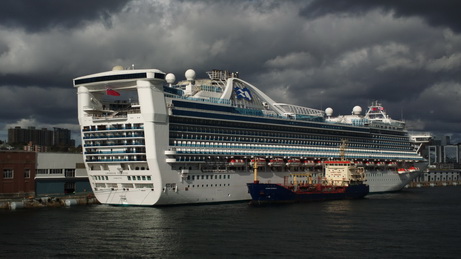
[82,134,144,139]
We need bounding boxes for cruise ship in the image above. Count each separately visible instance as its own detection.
[73,66,426,206]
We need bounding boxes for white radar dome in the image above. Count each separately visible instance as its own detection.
[112,65,124,71]
[185,69,196,81]
[166,73,176,84]
[352,106,362,115]
[325,107,333,117]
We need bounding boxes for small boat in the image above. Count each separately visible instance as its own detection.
[387,162,397,167]
[302,160,315,167]
[247,159,369,204]
[365,161,375,167]
[408,166,418,172]
[268,158,285,167]
[250,158,266,167]
[228,159,245,167]
[376,162,386,167]
[397,168,407,174]
[286,158,301,167]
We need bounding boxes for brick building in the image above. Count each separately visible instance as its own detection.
[0,151,36,198]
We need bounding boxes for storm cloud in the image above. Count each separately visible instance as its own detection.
[1,0,460,143]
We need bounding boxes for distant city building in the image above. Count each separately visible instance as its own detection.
[24,142,48,152]
[8,126,75,149]
[444,145,459,163]
[53,127,75,147]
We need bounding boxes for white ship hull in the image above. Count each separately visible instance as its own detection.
[90,167,424,206]
[74,68,427,206]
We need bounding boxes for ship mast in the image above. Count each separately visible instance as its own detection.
[253,158,259,184]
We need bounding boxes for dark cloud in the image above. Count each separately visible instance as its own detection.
[0,0,129,32]
[301,0,461,33]
[0,0,460,143]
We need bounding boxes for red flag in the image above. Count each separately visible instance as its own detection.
[106,88,120,96]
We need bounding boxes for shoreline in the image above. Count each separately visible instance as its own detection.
[0,194,99,210]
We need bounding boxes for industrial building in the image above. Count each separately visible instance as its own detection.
[0,151,90,198]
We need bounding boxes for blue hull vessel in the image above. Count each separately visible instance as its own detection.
[247,182,369,204]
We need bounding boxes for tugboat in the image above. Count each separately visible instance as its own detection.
[247,141,369,204]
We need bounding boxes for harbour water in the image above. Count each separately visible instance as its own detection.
[1,186,460,258]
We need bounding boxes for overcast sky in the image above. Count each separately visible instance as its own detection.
[1,0,461,144]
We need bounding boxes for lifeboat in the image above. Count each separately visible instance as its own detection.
[408,166,418,172]
[315,160,323,167]
[268,158,285,167]
[376,162,386,167]
[355,161,364,166]
[250,158,266,167]
[387,162,397,167]
[303,160,315,167]
[365,161,375,167]
[286,158,301,167]
[228,159,245,167]
[397,168,407,174]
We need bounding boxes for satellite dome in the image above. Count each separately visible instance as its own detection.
[112,65,124,71]
[166,73,176,84]
[352,106,362,115]
[185,69,196,81]
[325,107,333,117]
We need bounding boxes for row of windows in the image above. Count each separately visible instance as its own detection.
[171,135,410,152]
[86,155,147,162]
[2,169,30,179]
[127,175,152,181]
[92,175,153,181]
[187,183,231,189]
[94,183,154,189]
[170,122,410,151]
[36,169,75,175]
[85,147,146,154]
[83,123,144,131]
[84,140,145,147]
[83,132,144,139]
[186,174,231,181]
[170,110,406,138]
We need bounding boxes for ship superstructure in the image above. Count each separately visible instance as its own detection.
[74,67,426,205]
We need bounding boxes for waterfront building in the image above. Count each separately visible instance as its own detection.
[0,151,36,198]
[0,151,90,198]
[412,135,461,186]
[35,153,91,196]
